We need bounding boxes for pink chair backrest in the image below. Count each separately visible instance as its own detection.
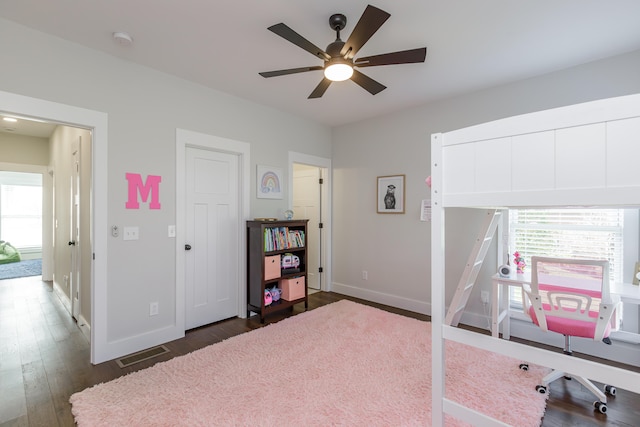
[528,257,614,340]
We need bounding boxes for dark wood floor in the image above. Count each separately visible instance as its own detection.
[1,277,639,426]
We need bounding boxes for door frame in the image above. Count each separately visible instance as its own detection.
[70,140,81,320]
[288,152,332,292]
[0,90,108,364]
[176,129,250,329]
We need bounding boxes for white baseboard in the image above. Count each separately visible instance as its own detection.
[78,313,91,341]
[331,281,430,315]
[99,326,185,363]
[52,281,71,314]
[53,281,92,341]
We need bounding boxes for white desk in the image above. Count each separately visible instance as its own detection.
[491,272,640,341]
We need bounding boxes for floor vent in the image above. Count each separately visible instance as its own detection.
[116,345,170,368]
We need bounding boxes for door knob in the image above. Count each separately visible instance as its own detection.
[185,244,192,250]
[68,241,76,246]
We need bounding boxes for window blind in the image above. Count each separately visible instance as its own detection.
[509,209,624,306]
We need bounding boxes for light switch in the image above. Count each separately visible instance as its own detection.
[123,226,139,240]
[168,225,176,238]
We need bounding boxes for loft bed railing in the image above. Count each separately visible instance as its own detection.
[430,93,640,426]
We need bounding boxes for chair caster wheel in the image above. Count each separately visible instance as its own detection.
[535,385,548,395]
[594,401,607,414]
[519,363,529,371]
[604,385,616,396]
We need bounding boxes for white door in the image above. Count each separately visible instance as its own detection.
[292,164,322,290]
[69,137,81,320]
[185,147,239,329]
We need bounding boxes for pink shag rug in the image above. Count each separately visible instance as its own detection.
[70,300,548,426]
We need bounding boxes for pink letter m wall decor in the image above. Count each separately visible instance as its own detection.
[125,173,161,209]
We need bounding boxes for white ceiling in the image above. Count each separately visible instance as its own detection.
[0,114,57,138]
[2,0,640,130]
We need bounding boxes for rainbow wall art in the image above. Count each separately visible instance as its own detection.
[257,166,283,199]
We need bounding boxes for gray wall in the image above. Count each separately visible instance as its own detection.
[2,15,640,360]
[331,49,640,324]
[0,18,332,356]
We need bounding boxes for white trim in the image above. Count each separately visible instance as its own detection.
[78,313,91,341]
[53,279,72,314]
[430,133,445,427]
[176,128,251,328]
[288,152,332,292]
[0,90,108,364]
[331,281,429,314]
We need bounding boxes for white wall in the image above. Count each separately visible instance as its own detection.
[332,49,640,322]
[0,18,332,361]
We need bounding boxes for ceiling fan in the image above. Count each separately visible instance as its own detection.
[259,4,427,99]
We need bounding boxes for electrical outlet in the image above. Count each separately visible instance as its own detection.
[481,291,490,304]
[149,302,159,316]
[362,270,368,280]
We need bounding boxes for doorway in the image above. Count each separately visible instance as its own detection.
[0,120,91,323]
[289,152,332,293]
[1,90,108,364]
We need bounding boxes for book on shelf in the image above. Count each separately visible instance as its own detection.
[263,227,305,251]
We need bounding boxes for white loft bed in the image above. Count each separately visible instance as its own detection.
[430,93,640,426]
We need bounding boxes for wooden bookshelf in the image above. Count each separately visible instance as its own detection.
[246,219,308,322]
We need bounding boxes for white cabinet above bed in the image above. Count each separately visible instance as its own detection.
[437,94,640,208]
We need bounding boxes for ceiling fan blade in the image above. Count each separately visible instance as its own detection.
[354,47,427,67]
[350,69,386,95]
[268,23,330,61]
[340,5,390,60]
[259,66,324,78]
[308,78,332,99]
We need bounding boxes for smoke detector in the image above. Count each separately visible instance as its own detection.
[113,32,133,46]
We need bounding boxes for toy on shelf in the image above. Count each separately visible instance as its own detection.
[281,253,301,274]
[270,287,282,302]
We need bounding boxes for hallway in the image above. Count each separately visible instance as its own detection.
[0,276,87,425]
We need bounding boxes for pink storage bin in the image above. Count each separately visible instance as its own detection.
[264,255,281,280]
[280,276,305,301]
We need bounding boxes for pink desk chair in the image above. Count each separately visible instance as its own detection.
[521,257,620,414]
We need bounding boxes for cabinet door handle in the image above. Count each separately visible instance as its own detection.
[185,244,192,251]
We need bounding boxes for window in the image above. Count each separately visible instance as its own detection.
[0,172,43,250]
[509,209,625,308]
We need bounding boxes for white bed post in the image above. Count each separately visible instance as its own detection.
[430,133,445,427]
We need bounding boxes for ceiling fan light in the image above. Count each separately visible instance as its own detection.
[324,63,353,82]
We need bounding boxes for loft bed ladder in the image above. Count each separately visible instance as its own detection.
[445,209,502,326]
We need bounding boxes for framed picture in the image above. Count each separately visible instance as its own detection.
[377,174,405,214]
[257,165,283,199]
[633,262,640,285]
